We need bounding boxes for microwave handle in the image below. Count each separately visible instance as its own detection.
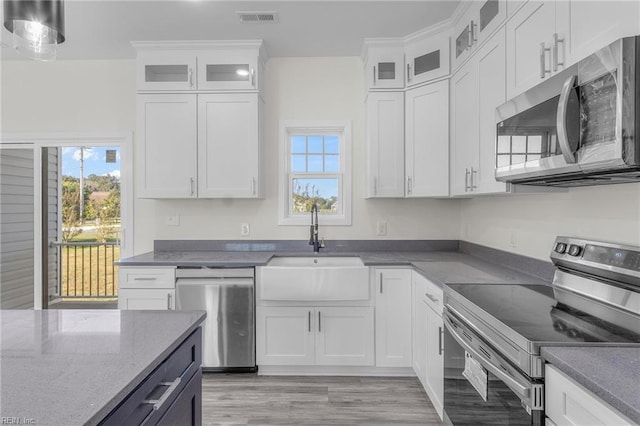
[557,74,578,164]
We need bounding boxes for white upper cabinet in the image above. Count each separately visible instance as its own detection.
[197,50,260,91]
[405,80,450,197]
[137,94,197,198]
[556,0,640,68]
[452,0,506,70]
[136,51,197,91]
[133,41,266,93]
[365,92,405,198]
[197,93,263,198]
[363,45,405,91]
[405,33,450,87]
[451,27,508,197]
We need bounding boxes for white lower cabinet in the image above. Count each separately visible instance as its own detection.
[118,288,175,310]
[411,270,444,420]
[256,306,374,367]
[374,268,412,367]
[118,267,176,310]
[546,364,634,426]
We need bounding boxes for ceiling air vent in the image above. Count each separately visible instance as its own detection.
[237,11,278,24]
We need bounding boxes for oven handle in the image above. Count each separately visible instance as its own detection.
[443,312,538,409]
[557,74,578,164]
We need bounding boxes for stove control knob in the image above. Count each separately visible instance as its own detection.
[568,244,583,257]
[554,242,567,254]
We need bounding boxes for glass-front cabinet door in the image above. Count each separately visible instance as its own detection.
[405,36,450,87]
[365,47,404,90]
[137,53,197,91]
[197,52,259,91]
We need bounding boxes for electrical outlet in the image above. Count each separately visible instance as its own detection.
[376,221,387,236]
[166,214,180,227]
[241,223,250,237]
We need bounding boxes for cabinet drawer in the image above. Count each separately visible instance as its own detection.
[156,369,202,426]
[100,327,202,426]
[413,271,443,313]
[546,364,633,425]
[119,268,176,289]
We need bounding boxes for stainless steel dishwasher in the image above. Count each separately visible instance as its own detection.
[175,267,255,371]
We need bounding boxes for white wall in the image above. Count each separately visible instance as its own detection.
[2,58,638,260]
[1,58,462,254]
[460,184,640,260]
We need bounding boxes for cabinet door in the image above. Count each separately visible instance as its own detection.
[476,27,508,195]
[197,93,261,198]
[374,269,412,367]
[505,1,556,99]
[197,52,259,91]
[156,370,202,426]
[425,305,444,421]
[366,48,405,90]
[405,80,449,197]
[557,0,640,68]
[256,307,315,366]
[137,94,197,198]
[315,307,374,366]
[450,59,478,196]
[406,36,450,87]
[137,52,196,91]
[365,92,405,198]
[118,289,175,310]
[476,0,507,46]
[412,273,428,387]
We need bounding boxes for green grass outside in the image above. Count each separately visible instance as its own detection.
[61,241,120,298]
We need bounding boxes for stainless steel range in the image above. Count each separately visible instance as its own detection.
[443,237,640,425]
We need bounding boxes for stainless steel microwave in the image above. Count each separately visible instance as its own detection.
[495,36,640,186]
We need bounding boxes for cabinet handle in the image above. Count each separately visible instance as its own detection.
[407,63,412,82]
[407,176,413,195]
[143,376,182,411]
[552,33,564,72]
[318,311,322,333]
[251,177,256,196]
[373,65,377,85]
[308,311,312,333]
[425,293,439,303]
[464,168,470,192]
[167,293,172,310]
[438,326,444,355]
[468,20,477,48]
[188,67,193,88]
[250,68,255,87]
[539,42,551,79]
[470,167,477,190]
[134,277,156,281]
[379,273,383,294]
[190,177,195,196]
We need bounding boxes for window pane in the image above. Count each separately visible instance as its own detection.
[291,136,306,153]
[308,136,323,153]
[512,136,527,153]
[292,178,339,214]
[324,155,339,172]
[308,155,323,172]
[292,155,306,172]
[497,136,511,154]
[325,136,339,153]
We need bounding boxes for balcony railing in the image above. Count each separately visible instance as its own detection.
[58,241,120,299]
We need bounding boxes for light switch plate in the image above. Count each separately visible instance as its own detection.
[241,223,250,236]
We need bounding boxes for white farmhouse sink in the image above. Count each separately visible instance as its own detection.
[257,256,369,301]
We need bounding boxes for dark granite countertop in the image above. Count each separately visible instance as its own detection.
[542,346,640,424]
[0,309,206,426]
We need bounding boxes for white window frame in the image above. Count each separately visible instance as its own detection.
[278,121,352,226]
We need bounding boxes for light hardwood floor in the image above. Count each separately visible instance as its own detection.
[202,374,441,425]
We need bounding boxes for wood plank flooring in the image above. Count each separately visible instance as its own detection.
[202,374,441,425]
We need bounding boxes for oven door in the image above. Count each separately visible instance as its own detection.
[443,309,544,426]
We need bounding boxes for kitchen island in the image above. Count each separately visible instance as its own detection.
[0,309,206,426]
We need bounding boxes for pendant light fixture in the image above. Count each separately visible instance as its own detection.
[3,0,65,61]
